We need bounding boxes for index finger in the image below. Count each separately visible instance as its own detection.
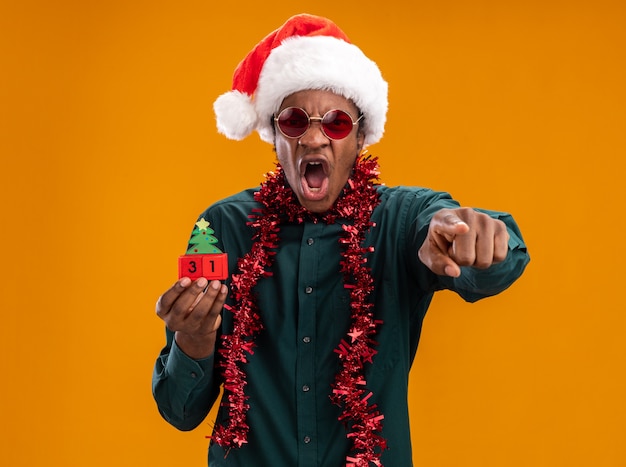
[433,212,470,239]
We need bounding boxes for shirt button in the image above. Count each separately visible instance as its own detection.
[302,385,310,392]
[305,286,313,294]
[307,238,314,245]
[303,436,311,444]
[190,372,197,379]
[303,336,311,343]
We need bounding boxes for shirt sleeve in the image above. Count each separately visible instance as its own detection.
[152,327,221,431]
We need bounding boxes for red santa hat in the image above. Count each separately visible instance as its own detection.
[213,14,388,147]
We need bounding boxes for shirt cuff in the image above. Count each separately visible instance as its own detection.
[165,338,215,384]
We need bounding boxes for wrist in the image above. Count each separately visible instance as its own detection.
[174,330,216,360]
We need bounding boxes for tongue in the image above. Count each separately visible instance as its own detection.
[305,164,326,189]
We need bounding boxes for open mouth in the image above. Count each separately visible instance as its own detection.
[304,162,326,190]
[300,159,329,200]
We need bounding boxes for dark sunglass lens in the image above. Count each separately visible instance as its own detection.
[277,107,309,138]
[322,110,354,139]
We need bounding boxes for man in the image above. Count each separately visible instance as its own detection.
[152,14,529,467]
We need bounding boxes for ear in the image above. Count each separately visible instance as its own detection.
[356,129,365,153]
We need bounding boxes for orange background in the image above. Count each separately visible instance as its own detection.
[2,1,625,466]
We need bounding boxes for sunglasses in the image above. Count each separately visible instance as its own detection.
[274,107,363,140]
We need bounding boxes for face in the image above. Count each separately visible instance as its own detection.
[274,89,365,213]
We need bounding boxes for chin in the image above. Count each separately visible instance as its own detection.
[300,198,332,213]
[303,204,328,214]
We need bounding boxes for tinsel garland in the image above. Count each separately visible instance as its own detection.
[211,152,386,466]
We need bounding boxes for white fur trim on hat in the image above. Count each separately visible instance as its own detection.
[213,90,258,141]
[254,35,388,146]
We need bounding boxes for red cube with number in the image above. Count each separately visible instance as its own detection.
[178,253,228,281]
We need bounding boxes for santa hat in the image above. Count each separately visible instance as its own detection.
[213,14,388,147]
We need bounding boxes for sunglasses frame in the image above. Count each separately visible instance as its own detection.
[274,107,364,141]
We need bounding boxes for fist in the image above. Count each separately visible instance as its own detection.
[418,208,509,277]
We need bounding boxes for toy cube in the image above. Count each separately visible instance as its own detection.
[178,253,228,281]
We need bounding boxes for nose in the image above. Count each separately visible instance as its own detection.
[299,119,329,147]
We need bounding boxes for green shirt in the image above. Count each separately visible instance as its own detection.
[153,185,529,466]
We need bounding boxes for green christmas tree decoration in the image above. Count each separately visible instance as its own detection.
[186,218,223,254]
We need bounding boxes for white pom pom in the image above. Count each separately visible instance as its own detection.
[213,91,258,140]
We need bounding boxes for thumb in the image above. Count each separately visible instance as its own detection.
[442,256,462,278]
[418,240,462,277]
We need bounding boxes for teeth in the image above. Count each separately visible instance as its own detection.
[308,162,321,165]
